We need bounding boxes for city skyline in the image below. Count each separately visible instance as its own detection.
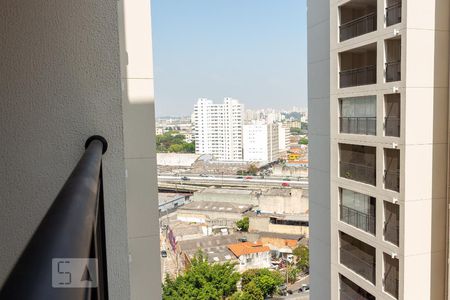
[152,0,307,117]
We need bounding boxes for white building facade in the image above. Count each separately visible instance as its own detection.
[243,123,279,163]
[193,98,244,161]
[308,0,450,299]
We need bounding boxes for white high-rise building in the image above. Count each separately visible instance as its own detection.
[277,123,291,151]
[243,123,279,163]
[193,98,244,161]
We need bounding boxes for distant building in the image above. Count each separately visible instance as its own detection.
[243,123,279,163]
[193,98,244,161]
[258,188,308,215]
[176,201,252,226]
[248,213,309,237]
[227,242,271,271]
[277,123,291,152]
[193,188,258,205]
[158,193,190,214]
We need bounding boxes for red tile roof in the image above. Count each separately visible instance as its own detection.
[227,242,270,257]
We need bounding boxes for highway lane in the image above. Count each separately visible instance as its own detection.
[158,175,308,188]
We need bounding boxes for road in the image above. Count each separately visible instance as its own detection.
[158,175,308,188]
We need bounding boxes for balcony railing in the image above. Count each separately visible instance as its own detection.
[340,205,376,235]
[0,136,109,300]
[385,169,400,192]
[340,65,376,88]
[340,161,376,185]
[340,247,376,284]
[340,12,377,42]
[384,223,400,246]
[340,289,376,300]
[385,116,400,137]
[340,117,376,135]
[386,61,401,82]
[384,274,400,299]
[386,2,402,27]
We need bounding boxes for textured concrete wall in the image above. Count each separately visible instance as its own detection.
[0,0,130,299]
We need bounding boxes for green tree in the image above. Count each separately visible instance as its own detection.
[162,251,240,300]
[287,265,300,284]
[289,127,302,135]
[230,281,264,300]
[235,217,249,232]
[299,137,308,145]
[156,131,195,153]
[293,246,309,273]
[241,269,284,298]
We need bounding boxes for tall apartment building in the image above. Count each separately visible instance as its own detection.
[193,98,244,161]
[243,123,279,163]
[278,123,291,151]
[308,0,450,299]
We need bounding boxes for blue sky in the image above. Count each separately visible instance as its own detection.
[152,0,307,117]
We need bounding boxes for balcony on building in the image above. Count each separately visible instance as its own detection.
[386,0,402,27]
[339,43,377,88]
[384,148,400,192]
[339,274,376,300]
[385,94,401,137]
[339,96,376,135]
[385,37,401,82]
[339,232,376,284]
[340,188,376,235]
[384,201,400,246]
[339,0,377,42]
[384,253,400,299]
[339,143,376,186]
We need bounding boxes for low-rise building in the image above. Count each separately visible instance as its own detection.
[193,187,258,205]
[176,201,252,226]
[227,242,271,271]
[249,213,309,237]
[258,188,308,214]
[158,193,190,214]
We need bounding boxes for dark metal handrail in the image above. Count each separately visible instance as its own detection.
[0,136,109,300]
[386,2,402,27]
[340,65,377,88]
[340,117,376,135]
[386,60,401,82]
[340,12,377,42]
[385,116,400,137]
[384,169,400,192]
[384,273,400,298]
[384,223,400,246]
[340,204,376,235]
[340,247,376,284]
[340,161,376,186]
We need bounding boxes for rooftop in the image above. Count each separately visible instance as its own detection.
[228,242,271,257]
[179,201,253,214]
[197,187,255,195]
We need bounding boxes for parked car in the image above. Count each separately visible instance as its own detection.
[299,284,310,293]
[199,173,208,177]
[244,176,253,180]
[236,176,244,179]
[282,182,290,187]
[282,177,291,181]
[160,250,167,258]
[181,176,190,181]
